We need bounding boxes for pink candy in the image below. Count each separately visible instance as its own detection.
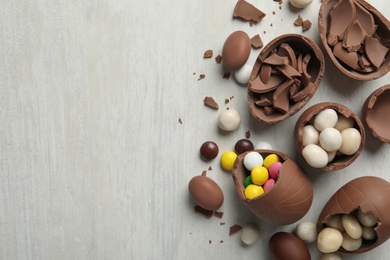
[269,162,282,179]
[263,178,275,192]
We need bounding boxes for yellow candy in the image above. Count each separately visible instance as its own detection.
[263,154,281,169]
[251,166,269,185]
[245,184,264,199]
[220,151,237,171]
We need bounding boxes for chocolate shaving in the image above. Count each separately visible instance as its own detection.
[233,0,266,24]
[223,73,231,80]
[229,224,242,235]
[178,118,182,124]
[276,64,301,79]
[204,50,213,58]
[208,166,213,170]
[220,222,226,225]
[203,96,219,110]
[292,82,314,102]
[251,34,264,49]
[194,206,213,218]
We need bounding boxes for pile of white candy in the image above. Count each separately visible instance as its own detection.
[301,108,362,168]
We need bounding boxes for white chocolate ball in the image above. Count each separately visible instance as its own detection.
[289,0,313,8]
[341,232,362,251]
[319,128,342,152]
[303,125,319,147]
[327,214,345,232]
[243,152,264,171]
[218,109,240,131]
[327,151,337,163]
[254,141,273,150]
[314,109,338,131]
[302,144,328,168]
[357,209,378,227]
[339,128,361,155]
[362,225,377,240]
[235,64,253,85]
[296,221,317,243]
[317,227,343,253]
[342,214,362,239]
[334,114,355,132]
[320,253,343,260]
[241,223,260,245]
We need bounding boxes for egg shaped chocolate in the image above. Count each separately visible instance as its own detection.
[317,176,390,254]
[231,150,313,225]
[248,34,325,124]
[188,175,224,210]
[269,232,311,260]
[222,31,251,71]
[295,102,366,171]
[318,0,390,80]
[363,84,390,142]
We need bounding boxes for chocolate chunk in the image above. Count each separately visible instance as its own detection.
[277,43,297,69]
[233,0,266,24]
[355,0,376,36]
[250,74,284,93]
[214,211,224,218]
[203,96,219,110]
[263,106,275,116]
[215,55,222,64]
[302,20,312,32]
[328,0,356,45]
[333,42,359,70]
[194,206,214,218]
[364,36,389,69]
[251,34,264,49]
[276,64,301,79]
[273,79,294,114]
[263,53,289,66]
[294,15,303,26]
[203,50,213,58]
[260,64,272,83]
[229,224,242,235]
[343,21,366,52]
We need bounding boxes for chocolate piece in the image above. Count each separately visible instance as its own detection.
[251,34,264,49]
[255,96,273,107]
[295,102,366,171]
[363,84,390,142]
[249,74,284,93]
[277,43,297,69]
[273,79,294,114]
[203,96,219,110]
[263,106,275,116]
[292,82,313,102]
[364,36,389,69]
[231,150,313,225]
[301,53,312,86]
[229,224,242,235]
[189,175,224,210]
[333,42,359,69]
[233,0,266,24]
[302,20,312,31]
[245,130,251,138]
[198,74,205,80]
[276,64,301,79]
[222,31,251,71]
[194,206,213,218]
[328,0,356,45]
[269,232,311,260]
[259,64,272,84]
[178,117,182,124]
[294,15,303,26]
[354,0,376,36]
[214,211,224,218]
[317,176,390,254]
[203,50,213,58]
[215,55,222,64]
[263,53,289,66]
[343,21,366,52]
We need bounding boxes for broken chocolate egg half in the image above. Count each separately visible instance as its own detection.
[248,34,325,124]
[295,102,366,171]
[363,84,390,142]
[231,150,313,225]
[318,0,390,80]
[317,176,390,254]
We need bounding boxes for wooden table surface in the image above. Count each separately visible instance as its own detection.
[1,0,390,259]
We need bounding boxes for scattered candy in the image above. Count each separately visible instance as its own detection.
[235,139,254,154]
[243,151,264,171]
[341,232,362,251]
[234,64,253,85]
[319,128,342,152]
[218,108,241,131]
[241,223,260,245]
[244,175,252,188]
[302,144,328,168]
[200,141,219,160]
[244,184,264,199]
[302,125,319,147]
[251,166,269,185]
[295,221,317,243]
[220,151,238,171]
[263,154,281,169]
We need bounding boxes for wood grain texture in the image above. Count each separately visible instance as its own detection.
[1,0,390,259]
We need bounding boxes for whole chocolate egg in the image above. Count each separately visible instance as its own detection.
[222,31,251,71]
[231,150,313,225]
[188,175,224,210]
[317,176,390,254]
[269,232,311,260]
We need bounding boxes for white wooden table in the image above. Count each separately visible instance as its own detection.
[1,0,390,259]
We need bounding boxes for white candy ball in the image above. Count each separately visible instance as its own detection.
[357,209,378,227]
[254,141,273,150]
[319,128,342,152]
[342,214,362,239]
[327,151,337,163]
[243,152,264,171]
[235,64,253,85]
[339,128,361,155]
[341,232,362,251]
[320,253,343,260]
[296,221,317,243]
[218,109,241,131]
[302,144,328,168]
[327,214,345,232]
[289,0,313,8]
[314,109,338,131]
[303,125,319,147]
[362,225,377,240]
[334,114,355,132]
[317,227,343,253]
[241,223,260,245]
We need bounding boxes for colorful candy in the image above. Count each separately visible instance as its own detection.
[235,139,254,154]
[263,154,281,169]
[244,184,264,199]
[269,162,282,179]
[220,151,237,171]
[251,166,268,185]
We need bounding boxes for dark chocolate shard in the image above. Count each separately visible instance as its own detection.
[233,0,266,24]
[333,42,359,70]
[260,64,272,84]
[343,21,366,52]
[277,43,297,69]
[251,34,264,49]
[364,36,389,69]
[273,79,294,114]
[263,53,289,66]
[354,1,376,36]
[328,0,356,46]
[203,96,219,110]
[249,74,284,93]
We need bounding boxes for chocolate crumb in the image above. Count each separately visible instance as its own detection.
[193,72,196,75]
[204,50,213,58]
[230,96,234,100]
[294,15,303,26]
[270,23,273,27]
[208,166,213,171]
[178,118,183,124]
[198,74,206,80]
[194,206,214,218]
[263,31,266,34]
[209,240,212,244]
[220,240,224,243]
[214,211,224,218]
[223,73,231,79]
[215,55,222,64]
[272,11,276,15]
[229,224,242,235]
[201,170,207,176]
[251,34,264,49]
[302,20,312,31]
[203,96,219,110]
[225,98,230,104]
[220,222,226,225]
[279,5,282,10]
[246,130,251,138]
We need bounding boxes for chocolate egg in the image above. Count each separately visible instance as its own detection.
[295,102,366,171]
[269,232,311,260]
[222,31,251,71]
[188,175,224,210]
[317,176,390,254]
[363,84,390,142]
[231,150,313,225]
[318,0,390,80]
[248,34,325,124]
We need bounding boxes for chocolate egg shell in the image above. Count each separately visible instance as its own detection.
[295,102,366,171]
[222,31,251,71]
[231,150,313,225]
[269,232,311,260]
[318,0,390,80]
[188,175,224,210]
[248,34,325,124]
[362,84,390,142]
[317,176,390,254]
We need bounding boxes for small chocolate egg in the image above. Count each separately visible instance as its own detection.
[188,175,224,210]
[222,31,251,71]
[269,232,311,260]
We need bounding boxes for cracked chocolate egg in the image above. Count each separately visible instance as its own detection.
[248,34,325,124]
[363,84,390,142]
[317,176,390,254]
[231,150,313,225]
[318,0,390,80]
[295,102,366,171]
